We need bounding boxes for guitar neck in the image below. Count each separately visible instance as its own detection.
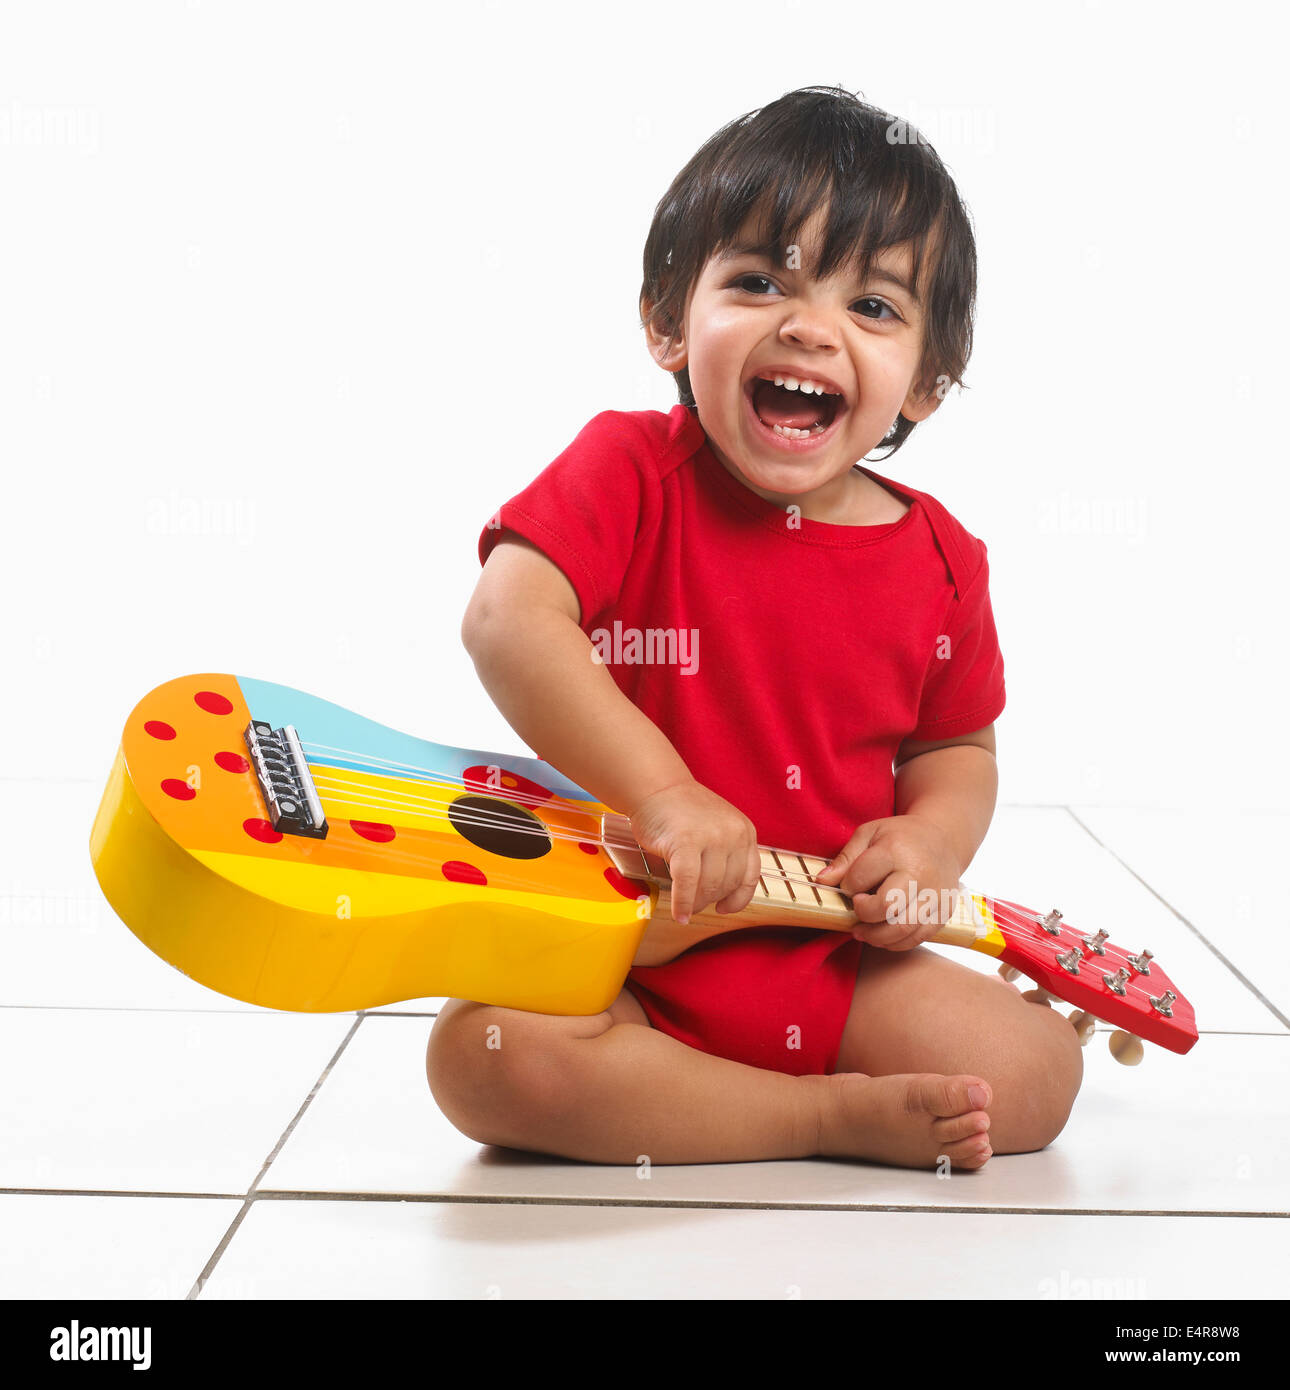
[601,813,986,964]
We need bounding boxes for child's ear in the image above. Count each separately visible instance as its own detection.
[640,297,688,374]
[900,376,950,424]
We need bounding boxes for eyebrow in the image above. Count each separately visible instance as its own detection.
[717,241,919,302]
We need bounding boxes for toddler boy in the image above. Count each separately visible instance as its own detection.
[427,86,1083,1168]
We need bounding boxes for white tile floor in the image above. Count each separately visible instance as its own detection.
[3,781,1287,1299]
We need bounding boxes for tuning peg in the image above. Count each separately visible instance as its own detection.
[998,963,1022,983]
[1109,1030,1144,1066]
[1102,966,1132,995]
[1056,946,1084,974]
[1021,987,1055,1007]
[1126,948,1154,975]
[1068,1009,1096,1045]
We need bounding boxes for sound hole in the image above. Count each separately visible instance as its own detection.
[447,795,552,860]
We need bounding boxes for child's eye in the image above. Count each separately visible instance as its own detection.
[854,296,901,322]
[732,273,778,295]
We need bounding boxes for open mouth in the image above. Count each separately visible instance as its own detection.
[746,375,845,440]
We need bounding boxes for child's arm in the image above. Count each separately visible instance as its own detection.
[462,535,761,924]
[892,725,998,874]
[812,725,998,948]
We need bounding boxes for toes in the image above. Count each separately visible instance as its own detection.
[932,1107,991,1144]
[938,1133,993,1169]
[916,1074,993,1120]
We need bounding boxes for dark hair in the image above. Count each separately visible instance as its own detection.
[639,85,977,460]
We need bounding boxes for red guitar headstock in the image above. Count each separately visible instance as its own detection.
[978,895,1198,1059]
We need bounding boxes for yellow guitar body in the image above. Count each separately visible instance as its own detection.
[90,673,654,1014]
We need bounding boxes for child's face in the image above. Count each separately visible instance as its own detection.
[651,206,941,502]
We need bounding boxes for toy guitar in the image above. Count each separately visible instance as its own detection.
[89,673,1198,1062]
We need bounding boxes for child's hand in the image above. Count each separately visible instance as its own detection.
[812,814,962,951]
[629,780,761,926]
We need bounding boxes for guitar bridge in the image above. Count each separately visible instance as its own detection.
[244,720,328,839]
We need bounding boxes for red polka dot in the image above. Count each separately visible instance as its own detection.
[462,764,554,805]
[214,751,249,774]
[194,690,233,715]
[161,778,196,801]
[144,720,176,740]
[351,820,396,843]
[442,860,487,885]
[243,818,282,844]
[604,865,649,900]
[578,841,600,855]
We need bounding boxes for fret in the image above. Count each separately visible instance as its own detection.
[758,848,796,906]
[794,851,852,916]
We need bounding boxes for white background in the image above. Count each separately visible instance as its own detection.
[2,0,1285,817]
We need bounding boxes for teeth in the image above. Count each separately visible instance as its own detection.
[771,375,834,396]
[752,372,837,439]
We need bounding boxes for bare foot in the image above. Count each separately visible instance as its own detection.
[819,1072,993,1169]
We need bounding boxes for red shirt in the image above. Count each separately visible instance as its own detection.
[477,404,1005,859]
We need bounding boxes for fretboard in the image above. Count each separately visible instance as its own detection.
[601,812,855,926]
[601,812,989,969]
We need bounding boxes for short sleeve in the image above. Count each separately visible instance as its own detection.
[476,411,652,627]
[911,543,1006,740]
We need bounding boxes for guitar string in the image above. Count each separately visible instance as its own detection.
[306,772,1152,962]
[307,765,1017,924]
[307,768,1173,950]
[309,771,875,894]
[303,774,1065,952]
[308,771,576,815]
[303,782,1168,1016]
[304,772,852,877]
[296,749,1174,1008]
[302,755,1179,985]
[300,743,603,823]
[301,739,587,790]
[292,754,1174,1020]
[311,775,860,902]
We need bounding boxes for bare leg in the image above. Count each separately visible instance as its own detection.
[831,945,1084,1155]
[426,986,994,1168]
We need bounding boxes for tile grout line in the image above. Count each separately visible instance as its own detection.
[240,1194,1290,1218]
[1,1188,245,1199]
[3,1186,1285,1219]
[1064,806,1290,1030]
[184,1014,368,1300]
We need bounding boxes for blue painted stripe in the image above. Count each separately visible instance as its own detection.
[236,675,597,803]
